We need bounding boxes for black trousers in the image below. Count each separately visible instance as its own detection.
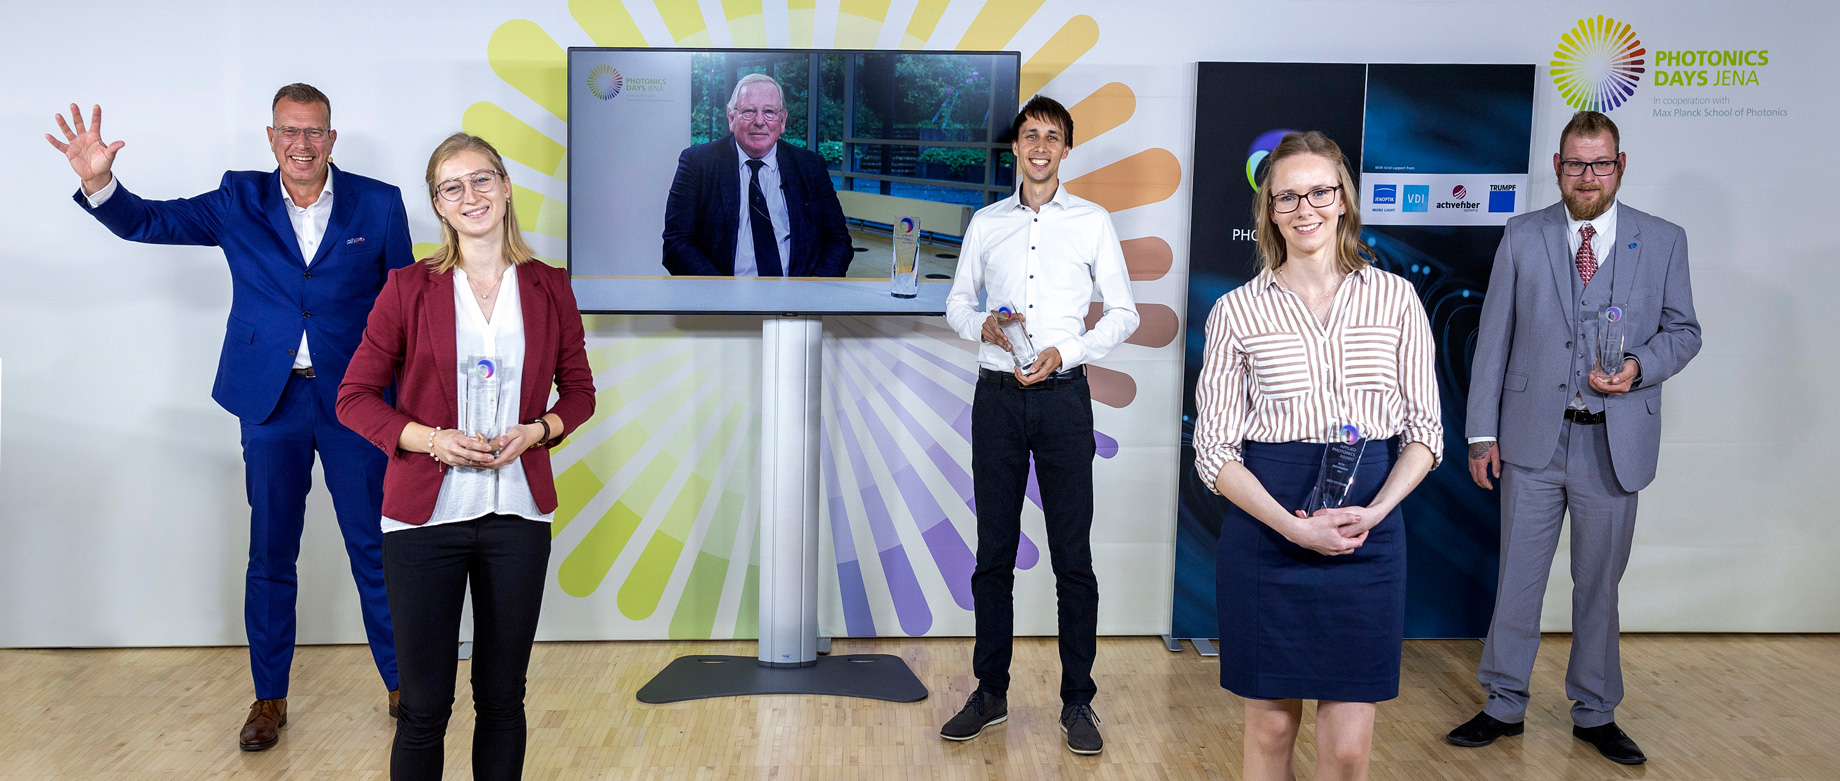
[970,370,1099,706]
[382,513,550,781]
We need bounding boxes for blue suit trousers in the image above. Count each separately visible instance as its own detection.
[240,372,397,698]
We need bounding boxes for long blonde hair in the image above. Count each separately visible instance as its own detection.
[422,132,538,272]
[1251,131,1374,275]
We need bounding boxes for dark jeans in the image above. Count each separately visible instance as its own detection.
[970,370,1099,706]
[382,513,550,781]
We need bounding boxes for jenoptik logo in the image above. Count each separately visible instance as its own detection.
[1552,15,1646,112]
[1373,184,1397,205]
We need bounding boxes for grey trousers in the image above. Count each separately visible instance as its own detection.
[1477,419,1638,728]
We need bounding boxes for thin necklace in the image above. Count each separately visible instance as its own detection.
[468,268,506,301]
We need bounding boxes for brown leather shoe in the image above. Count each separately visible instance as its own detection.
[239,698,287,751]
[388,689,400,719]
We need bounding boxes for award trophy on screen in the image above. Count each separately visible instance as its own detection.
[1303,423,1366,515]
[991,305,1039,372]
[891,216,920,299]
[1596,305,1626,379]
[460,355,501,468]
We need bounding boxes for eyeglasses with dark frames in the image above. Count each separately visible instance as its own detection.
[1271,185,1341,214]
[1560,159,1621,177]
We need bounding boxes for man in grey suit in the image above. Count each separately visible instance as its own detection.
[1445,111,1701,766]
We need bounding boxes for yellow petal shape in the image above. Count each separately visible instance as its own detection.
[1019,15,1099,98]
[653,0,709,43]
[488,20,569,121]
[1068,82,1134,145]
[1064,148,1182,213]
[722,0,767,47]
[463,102,567,179]
[903,0,951,48]
[958,0,1047,50]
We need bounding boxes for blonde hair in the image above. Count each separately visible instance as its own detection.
[1251,131,1374,275]
[422,133,537,272]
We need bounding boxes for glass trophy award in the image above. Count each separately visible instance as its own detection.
[1302,423,1366,516]
[991,305,1039,372]
[460,355,501,466]
[1596,305,1626,378]
[890,216,920,299]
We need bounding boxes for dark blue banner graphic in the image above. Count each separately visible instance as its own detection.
[1175,63,1535,641]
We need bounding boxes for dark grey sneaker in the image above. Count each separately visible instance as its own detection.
[939,691,1008,741]
[1060,702,1103,755]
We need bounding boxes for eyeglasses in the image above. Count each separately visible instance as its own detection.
[273,126,329,143]
[1560,159,1620,177]
[436,169,505,202]
[1271,185,1341,214]
[734,107,784,122]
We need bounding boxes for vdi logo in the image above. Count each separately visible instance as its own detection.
[1403,185,1429,213]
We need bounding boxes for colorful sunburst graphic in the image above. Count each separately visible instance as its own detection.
[1551,14,1646,113]
[437,0,1184,639]
[586,64,624,99]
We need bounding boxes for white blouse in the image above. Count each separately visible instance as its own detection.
[382,265,551,532]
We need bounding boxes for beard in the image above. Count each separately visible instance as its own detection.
[1559,174,1618,221]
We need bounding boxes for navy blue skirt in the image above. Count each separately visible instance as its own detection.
[1216,439,1405,703]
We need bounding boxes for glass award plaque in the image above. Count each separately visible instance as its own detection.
[460,355,501,465]
[1596,305,1626,377]
[991,305,1039,372]
[1302,423,1366,515]
[890,216,920,299]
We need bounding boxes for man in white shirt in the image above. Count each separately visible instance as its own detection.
[939,95,1138,756]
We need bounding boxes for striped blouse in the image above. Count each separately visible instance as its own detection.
[1192,266,1444,495]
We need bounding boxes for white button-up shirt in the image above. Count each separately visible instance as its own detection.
[88,171,334,369]
[732,142,791,277]
[382,265,549,533]
[944,186,1138,371]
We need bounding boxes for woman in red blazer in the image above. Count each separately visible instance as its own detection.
[337,133,594,781]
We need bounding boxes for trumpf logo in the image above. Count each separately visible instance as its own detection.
[587,65,624,100]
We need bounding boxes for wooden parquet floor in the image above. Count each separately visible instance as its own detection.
[0,634,1834,779]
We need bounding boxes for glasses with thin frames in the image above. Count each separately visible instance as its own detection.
[273,126,329,143]
[735,107,784,123]
[1561,159,1620,177]
[436,169,505,202]
[1271,185,1341,214]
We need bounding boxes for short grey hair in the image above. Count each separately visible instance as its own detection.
[726,73,784,114]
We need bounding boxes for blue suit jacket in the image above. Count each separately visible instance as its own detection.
[1466,201,1701,492]
[76,164,414,423]
[661,136,853,277]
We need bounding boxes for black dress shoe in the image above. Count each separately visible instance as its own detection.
[1445,711,1524,747]
[1574,722,1646,765]
[939,691,1007,741]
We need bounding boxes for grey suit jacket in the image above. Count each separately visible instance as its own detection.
[1466,201,1701,492]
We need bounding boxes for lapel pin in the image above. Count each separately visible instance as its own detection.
[1627,242,1637,249]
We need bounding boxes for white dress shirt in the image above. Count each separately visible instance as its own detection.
[382,265,550,533]
[945,185,1139,371]
[87,171,334,369]
[732,142,791,277]
[1472,199,1621,444]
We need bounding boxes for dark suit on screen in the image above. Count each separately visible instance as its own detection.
[661,135,853,277]
[1466,200,1700,728]
[76,164,412,699]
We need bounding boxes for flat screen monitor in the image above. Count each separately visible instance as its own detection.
[567,47,1020,314]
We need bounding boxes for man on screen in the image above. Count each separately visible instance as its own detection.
[939,95,1138,756]
[661,73,852,277]
[1445,111,1701,766]
[46,85,410,752]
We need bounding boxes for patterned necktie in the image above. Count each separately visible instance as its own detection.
[745,159,783,277]
[1575,223,1598,285]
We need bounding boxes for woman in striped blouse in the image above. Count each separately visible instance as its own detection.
[1192,131,1443,781]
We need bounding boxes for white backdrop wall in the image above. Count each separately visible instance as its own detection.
[2,0,1834,647]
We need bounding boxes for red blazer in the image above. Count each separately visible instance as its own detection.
[336,260,596,525]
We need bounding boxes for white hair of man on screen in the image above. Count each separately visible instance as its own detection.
[726,72,783,113]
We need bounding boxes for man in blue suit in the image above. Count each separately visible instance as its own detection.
[662,73,853,277]
[1446,111,1701,766]
[47,85,411,752]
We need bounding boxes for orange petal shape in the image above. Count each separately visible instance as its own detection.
[1065,148,1182,213]
[1087,365,1137,408]
[1086,302,1178,349]
[1121,236,1172,281]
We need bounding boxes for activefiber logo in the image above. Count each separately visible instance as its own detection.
[587,64,624,100]
[1552,15,1646,112]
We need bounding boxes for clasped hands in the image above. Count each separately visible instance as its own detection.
[430,424,544,469]
[1285,506,1378,556]
[980,312,1063,385]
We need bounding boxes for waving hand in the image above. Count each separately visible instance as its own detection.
[46,104,124,195]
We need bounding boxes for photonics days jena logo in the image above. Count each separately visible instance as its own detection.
[587,64,624,100]
[1551,15,1646,113]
